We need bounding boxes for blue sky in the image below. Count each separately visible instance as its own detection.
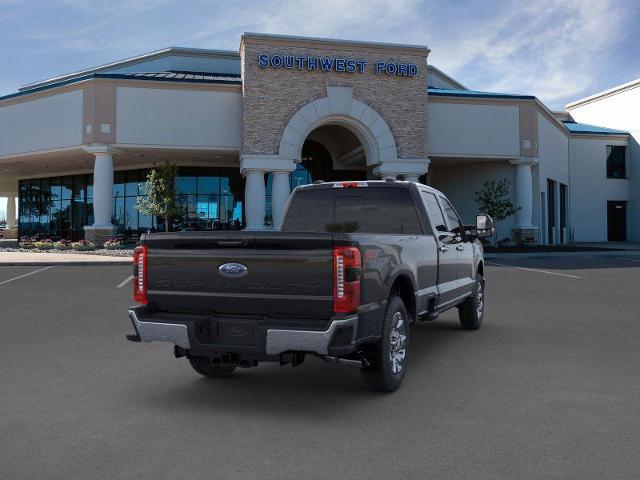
[1,0,639,107]
[1,0,640,218]
[0,0,640,216]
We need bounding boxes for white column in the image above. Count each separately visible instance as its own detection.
[374,159,429,183]
[271,171,291,230]
[6,195,16,228]
[511,158,537,229]
[244,170,266,230]
[91,152,115,227]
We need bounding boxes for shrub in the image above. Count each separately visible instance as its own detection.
[54,239,73,250]
[19,236,35,249]
[103,238,123,250]
[71,240,96,251]
[33,239,54,250]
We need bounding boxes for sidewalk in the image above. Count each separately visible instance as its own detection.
[0,251,132,266]
[568,242,640,251]
[486,242,640,259]
[486,250,640,260]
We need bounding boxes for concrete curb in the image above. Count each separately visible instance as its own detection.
[485,251,640,260]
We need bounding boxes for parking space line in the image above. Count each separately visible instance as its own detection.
[0,266,53,286]
[486,261,581,279]
[117,275,134,289]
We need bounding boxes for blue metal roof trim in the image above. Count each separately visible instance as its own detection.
[0,72,242,102]
[428,87,536,100]
[562,121,628,135]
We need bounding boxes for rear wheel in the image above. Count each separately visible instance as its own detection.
[361,296,409,392]
[188,356,237,378]
[458,275,484,330]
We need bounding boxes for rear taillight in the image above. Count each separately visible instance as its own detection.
[333,246,361,313]
[133,245,148,304]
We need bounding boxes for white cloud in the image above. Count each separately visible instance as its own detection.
[3,0,635,108]
[426,0,631,107]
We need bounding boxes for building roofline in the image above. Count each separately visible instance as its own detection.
[19,47,240,92]
[562,120,629,135]
[428,88,535,100]
[2,72,241,103]
[427,65,466,90]
[565,78,640,109]
[240,32,430,56]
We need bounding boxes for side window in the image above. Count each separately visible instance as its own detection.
[421,191,448,232]
[440,197,463,234]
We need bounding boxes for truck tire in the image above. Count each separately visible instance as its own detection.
[458,275,484,330]
[360,296,409,392]
[188,356,237,378]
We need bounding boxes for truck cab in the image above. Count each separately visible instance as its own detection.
[127,181,494,392]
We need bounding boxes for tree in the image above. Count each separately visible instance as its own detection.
[136,161,182,232]
[475,179,520,243]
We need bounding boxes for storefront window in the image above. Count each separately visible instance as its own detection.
[18,166,245,240]
[174,167,244,231]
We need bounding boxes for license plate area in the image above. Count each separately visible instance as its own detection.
[194,318,256,347]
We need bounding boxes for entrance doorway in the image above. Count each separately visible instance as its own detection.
[265,124,368,227]
[607,201,627,241]
[301,124,368,182]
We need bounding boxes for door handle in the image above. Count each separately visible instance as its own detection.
[456,244,465,251]
[438,244,448,252]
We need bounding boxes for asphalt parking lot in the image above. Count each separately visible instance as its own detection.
[1,256,640,479]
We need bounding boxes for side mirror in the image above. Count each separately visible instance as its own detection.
[475,214,495,238]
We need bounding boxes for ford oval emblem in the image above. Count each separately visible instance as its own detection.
[218,262,248,278]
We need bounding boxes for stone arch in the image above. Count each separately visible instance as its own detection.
[278,86,398,167]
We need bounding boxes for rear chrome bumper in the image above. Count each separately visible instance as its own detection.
[127,308,357,356]
[265,316,357,355]
[128,308,191,349]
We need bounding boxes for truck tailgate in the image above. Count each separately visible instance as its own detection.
[143,232,334,319]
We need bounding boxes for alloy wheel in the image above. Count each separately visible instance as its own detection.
[389,311,407,375]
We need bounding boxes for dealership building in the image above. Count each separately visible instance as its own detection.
[0,33,637,244]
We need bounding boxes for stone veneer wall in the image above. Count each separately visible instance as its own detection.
[241,37,428,160]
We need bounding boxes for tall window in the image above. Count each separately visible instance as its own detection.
[19,175,91,240]
[113,169,158,239]
[18,167,245,240]
[173,167,244,231]
[606,145,626,179]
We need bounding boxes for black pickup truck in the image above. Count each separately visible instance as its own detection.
[127,180,494,392]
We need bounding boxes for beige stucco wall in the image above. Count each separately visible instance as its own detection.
[116,86,242,148]
[240,36,428,160]
[0,90,83,157]
[427,101,520,157]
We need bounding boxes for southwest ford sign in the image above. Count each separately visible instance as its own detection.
[257,54,418,77]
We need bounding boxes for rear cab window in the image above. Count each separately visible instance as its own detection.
[283,186,423,234]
